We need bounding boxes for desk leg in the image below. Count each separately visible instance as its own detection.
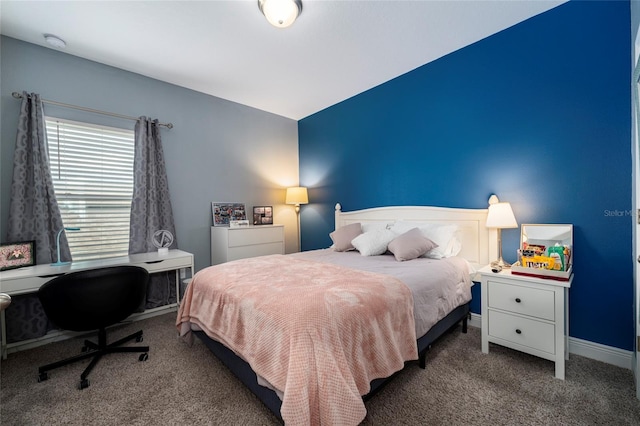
[1,310,7,360]
[175,270,180,305]
[176,265,194,306]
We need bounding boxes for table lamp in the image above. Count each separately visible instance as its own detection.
[51,227,80,266]
[486,195,517,268]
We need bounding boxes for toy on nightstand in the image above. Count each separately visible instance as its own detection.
[512,224,573,281]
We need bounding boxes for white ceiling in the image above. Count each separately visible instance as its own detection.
[0,1,565,120]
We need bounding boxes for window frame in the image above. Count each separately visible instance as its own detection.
[45,117,135,261]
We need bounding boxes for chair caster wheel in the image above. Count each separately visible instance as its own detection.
[139,353,149,362]
[79,379,90,390]
[136,335,143,343]
[38,372,48,382]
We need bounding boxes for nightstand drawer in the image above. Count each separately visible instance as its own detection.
[227,227,283,247]
[488,281,555,321]
[488,310,555,354]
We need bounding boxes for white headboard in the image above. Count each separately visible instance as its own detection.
[335,202,498,266]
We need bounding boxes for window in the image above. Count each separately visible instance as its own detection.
[45,118,134,261]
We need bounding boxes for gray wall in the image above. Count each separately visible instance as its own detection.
[0,36,300,272]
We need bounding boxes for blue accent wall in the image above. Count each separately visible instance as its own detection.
[298,1,633,350]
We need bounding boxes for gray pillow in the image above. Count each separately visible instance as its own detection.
[388,228,438,261]
[329,223,362,251]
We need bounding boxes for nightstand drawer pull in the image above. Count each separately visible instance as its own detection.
[516,329,522,334]
[515,298,521,303]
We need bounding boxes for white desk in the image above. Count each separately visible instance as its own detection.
[0,249,194,359]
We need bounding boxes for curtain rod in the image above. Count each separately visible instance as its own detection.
[11,92,173,129]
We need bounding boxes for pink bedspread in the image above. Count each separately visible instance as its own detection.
[176,254,417,425]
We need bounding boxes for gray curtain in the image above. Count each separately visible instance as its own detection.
[129,117,178,308]
[5,91,68,343]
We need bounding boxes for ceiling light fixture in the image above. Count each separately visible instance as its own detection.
[258,0,302,28]
[44,34,66,49]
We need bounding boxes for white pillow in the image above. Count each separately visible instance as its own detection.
[351,229,397,256]
[390,221,461,259]
[421,224,461,259]
[390,221,420,235]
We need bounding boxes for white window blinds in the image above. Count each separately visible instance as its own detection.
[45,118,134,261]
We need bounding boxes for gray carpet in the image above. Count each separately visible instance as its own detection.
[1,312,639,425]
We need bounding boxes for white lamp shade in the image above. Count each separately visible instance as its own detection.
[285,187,308,205]
[486,202,517,229]
[259,0,302,28]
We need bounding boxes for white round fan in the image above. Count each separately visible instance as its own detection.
[152,229,174,255]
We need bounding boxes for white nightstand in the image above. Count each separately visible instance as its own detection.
[479,265,573,379]
[210,225,284,265]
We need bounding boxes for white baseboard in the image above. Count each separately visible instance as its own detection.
[468,313,633,370]
[469,312,482,329]
[568,335,633,370]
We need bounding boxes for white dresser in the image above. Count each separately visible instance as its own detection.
[479,265,573,379]
[210,225,285,265]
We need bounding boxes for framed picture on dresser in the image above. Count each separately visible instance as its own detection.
[253,206,273,225]
[212,202,246,227]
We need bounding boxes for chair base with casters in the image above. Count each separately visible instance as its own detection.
[37,327,149,390]
[36,265,151,390]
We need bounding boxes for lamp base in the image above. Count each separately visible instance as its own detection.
[50,261,71,266]
[491,258,512,269]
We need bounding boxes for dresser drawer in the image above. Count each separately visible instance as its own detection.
[228,227,283,247]
[228,242,284,261]
[211,225,285,265]
[488,310,555,354]
[487,281,555,321]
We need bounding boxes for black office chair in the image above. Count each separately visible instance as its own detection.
[37,265,150,389]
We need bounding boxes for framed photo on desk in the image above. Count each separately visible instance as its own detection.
[0,241,35,271]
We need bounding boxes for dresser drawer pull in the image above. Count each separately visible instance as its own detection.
[515,329,522,334]
[515,298,521,303]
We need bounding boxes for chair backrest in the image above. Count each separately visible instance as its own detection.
[38,266,149,332]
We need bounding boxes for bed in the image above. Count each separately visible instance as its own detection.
[177,202,497,425]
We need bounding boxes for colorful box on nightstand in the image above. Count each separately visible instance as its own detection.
[511,224,573,281]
